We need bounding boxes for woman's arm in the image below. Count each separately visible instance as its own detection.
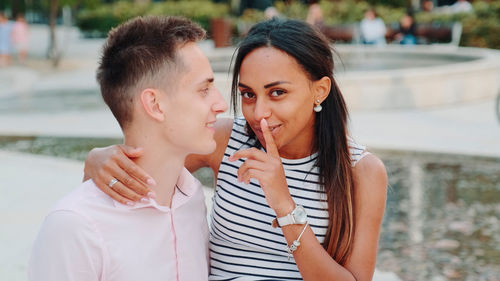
[285,154,388,281]
[83,118,233,205]
[232,120,387,281]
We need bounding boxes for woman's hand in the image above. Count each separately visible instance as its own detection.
[229,119,295,216]
[84,145,156,205]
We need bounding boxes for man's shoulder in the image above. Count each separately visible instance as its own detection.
[51,180,114,214]
[36,182,108,248]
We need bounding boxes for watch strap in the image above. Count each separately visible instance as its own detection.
[272,205,308,228]
[277,213,294,227]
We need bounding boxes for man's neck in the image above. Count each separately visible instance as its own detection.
[124,134,186,207]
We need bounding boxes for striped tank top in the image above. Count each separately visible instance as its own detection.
[209,118,369,280]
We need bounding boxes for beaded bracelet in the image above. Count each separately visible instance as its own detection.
[286,221,309,261]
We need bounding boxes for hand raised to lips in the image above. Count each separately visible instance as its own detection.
[228,119,294,215]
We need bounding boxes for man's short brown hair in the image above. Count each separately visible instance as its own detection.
[96,16,206,128]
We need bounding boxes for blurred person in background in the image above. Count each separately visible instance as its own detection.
[306,0,324,26]
[0,12,14,66]
[12,13,29,64]
[423,0,435,12]
[394,10,417,45]
[360,8,387,45]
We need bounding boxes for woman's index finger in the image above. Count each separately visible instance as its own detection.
[260,119,280,158]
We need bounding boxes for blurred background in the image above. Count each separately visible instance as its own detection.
[0,0,499,280]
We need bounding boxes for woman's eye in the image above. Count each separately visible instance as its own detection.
[240,91,255,99]
[270,89,285,97]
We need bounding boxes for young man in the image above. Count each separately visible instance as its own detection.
[28,16,227,281]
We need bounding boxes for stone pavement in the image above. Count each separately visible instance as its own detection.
[0,151,84,281]
[1,24,499,281]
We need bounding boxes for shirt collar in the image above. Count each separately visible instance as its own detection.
[112,167,197,212]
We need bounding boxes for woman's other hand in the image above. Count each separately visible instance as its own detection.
[84,145,156,205]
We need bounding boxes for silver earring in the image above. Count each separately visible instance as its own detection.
[314,99,322,112]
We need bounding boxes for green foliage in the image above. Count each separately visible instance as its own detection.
[320,0,369,24]
[235,8,265,35]
[274,1,308,20]
[414,0,500,49]
[149,1,229,31]
[270,0,499,49]
[80,0,107,10]
[76,0,230,37]
[76,0,500,49]
[460,0,500,49]
[238,8,266,23]
[364,0,408,8]
[273,0,404,24]
[373,4,405,24]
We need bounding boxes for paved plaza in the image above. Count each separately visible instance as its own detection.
[1,24,499,281]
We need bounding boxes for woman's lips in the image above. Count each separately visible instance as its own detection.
[255,124,281,138]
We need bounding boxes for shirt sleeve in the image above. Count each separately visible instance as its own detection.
[28,210,104,281]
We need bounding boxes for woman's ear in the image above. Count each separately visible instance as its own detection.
[312,76,331,104]
[140,88,165,122]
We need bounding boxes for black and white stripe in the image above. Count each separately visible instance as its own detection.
[209,118,368,280]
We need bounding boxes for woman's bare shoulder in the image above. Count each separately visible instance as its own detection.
[353,153,388,200]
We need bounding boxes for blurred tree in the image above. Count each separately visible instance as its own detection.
[365,0,409,8]
[0,0,26,16]
[12,0,26,17]
[48,0,60,66]
[238,0,273,15]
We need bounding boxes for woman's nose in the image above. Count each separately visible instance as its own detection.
[254,98,271,121]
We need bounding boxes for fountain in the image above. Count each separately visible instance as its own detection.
[210,45,500,110]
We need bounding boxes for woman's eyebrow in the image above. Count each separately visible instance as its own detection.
[238,82,251,89]
[238,81,291,89]
[264,81,291,89]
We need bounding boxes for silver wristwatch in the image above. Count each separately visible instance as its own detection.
[272,205,307,228]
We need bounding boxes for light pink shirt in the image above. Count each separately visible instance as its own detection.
[29,168,209,281]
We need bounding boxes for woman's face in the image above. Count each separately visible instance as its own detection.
[238,47,328,159]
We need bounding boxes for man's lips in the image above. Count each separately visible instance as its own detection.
[206,121,216,131]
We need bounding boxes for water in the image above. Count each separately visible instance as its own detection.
[209,48,480,73]
[334,51,479,72]
[378,151,500,281]
[0,89,104,113]
[0,137,498,280]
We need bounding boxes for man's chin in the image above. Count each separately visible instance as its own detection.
[195,141,217,155]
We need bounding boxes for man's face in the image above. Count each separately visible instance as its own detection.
[159,42,228,155]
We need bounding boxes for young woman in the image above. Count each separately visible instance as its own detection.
[84,19,388,281]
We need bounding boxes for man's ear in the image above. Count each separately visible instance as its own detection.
[312,76,331,104]
[140,88,165,122]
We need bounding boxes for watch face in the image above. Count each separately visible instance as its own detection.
[293,206,307,224]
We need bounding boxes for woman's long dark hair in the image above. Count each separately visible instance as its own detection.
[230,18,355,265]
